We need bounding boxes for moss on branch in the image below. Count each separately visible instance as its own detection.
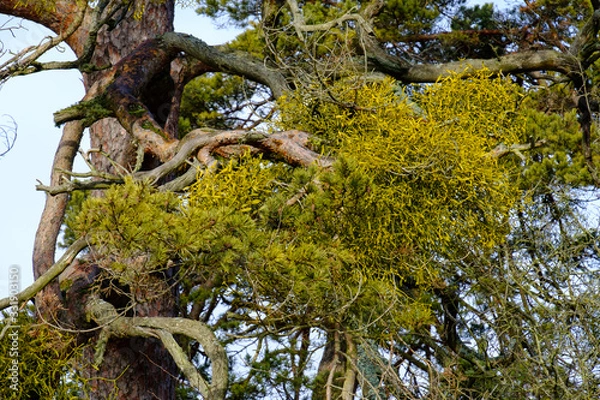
[54,96,114,127]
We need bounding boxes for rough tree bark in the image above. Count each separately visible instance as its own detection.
[77,2,179,398]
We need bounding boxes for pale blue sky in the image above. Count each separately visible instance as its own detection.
[0,0,507,298]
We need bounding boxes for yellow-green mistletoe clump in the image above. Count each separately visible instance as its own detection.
[278,72,525,285]
[0,307,86,399]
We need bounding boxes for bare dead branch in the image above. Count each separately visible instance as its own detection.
[0,114,17,157]
[286,0,369,40]
[36,178,122,195]
[0,5,86,83]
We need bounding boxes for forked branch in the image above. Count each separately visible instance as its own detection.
[86,296,228,400]
[0,5,86,83]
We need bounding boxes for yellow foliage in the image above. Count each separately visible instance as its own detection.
[184,152,431,332]
[277,72,525,284]
[185,71,527,334]
[182,71,528,334]
[0,308,87,399]
[187,153,285,214]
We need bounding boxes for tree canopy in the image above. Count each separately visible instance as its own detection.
[2,0,600,399]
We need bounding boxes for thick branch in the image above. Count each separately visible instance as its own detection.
[85,297,228,399]
[33,121,85,317]
[37,129,333,195]
[0,1,84,38]
[103,38,179,133]
[352,0,577,83]
[0,237,88,311]
[54,96,114,127]
[270,0,577,82]
[161,32,289,98]
[135,317,228,400]
[0,1,128,79]
[2,2,133,80]
[56,29,289,155]
[380,50,575,83]
[155,329,213,397]
[257,129,333,167]
[0,5,85,82]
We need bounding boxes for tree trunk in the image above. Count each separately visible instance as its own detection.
[18,0,180,397]
[80,2,179,398]
[313,330,357,400]
[84,0,175,174]
[80,283,178,399]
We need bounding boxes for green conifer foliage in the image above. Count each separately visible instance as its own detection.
[68,72,543,396]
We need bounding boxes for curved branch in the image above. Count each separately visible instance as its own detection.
[86,297,228,399]
[272,0,578,83]
[55,29,290,160]
[135,317,228,400]
[353,0,584,82]
[0,4,86,82]
[0,114,17,157]
[286,0,371,40]
[161,32,289,98]
[37,129,333,195]
[137,128,332,180]
[155,329,213,397]
[0,1,83,37]
[33,120,85,316]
